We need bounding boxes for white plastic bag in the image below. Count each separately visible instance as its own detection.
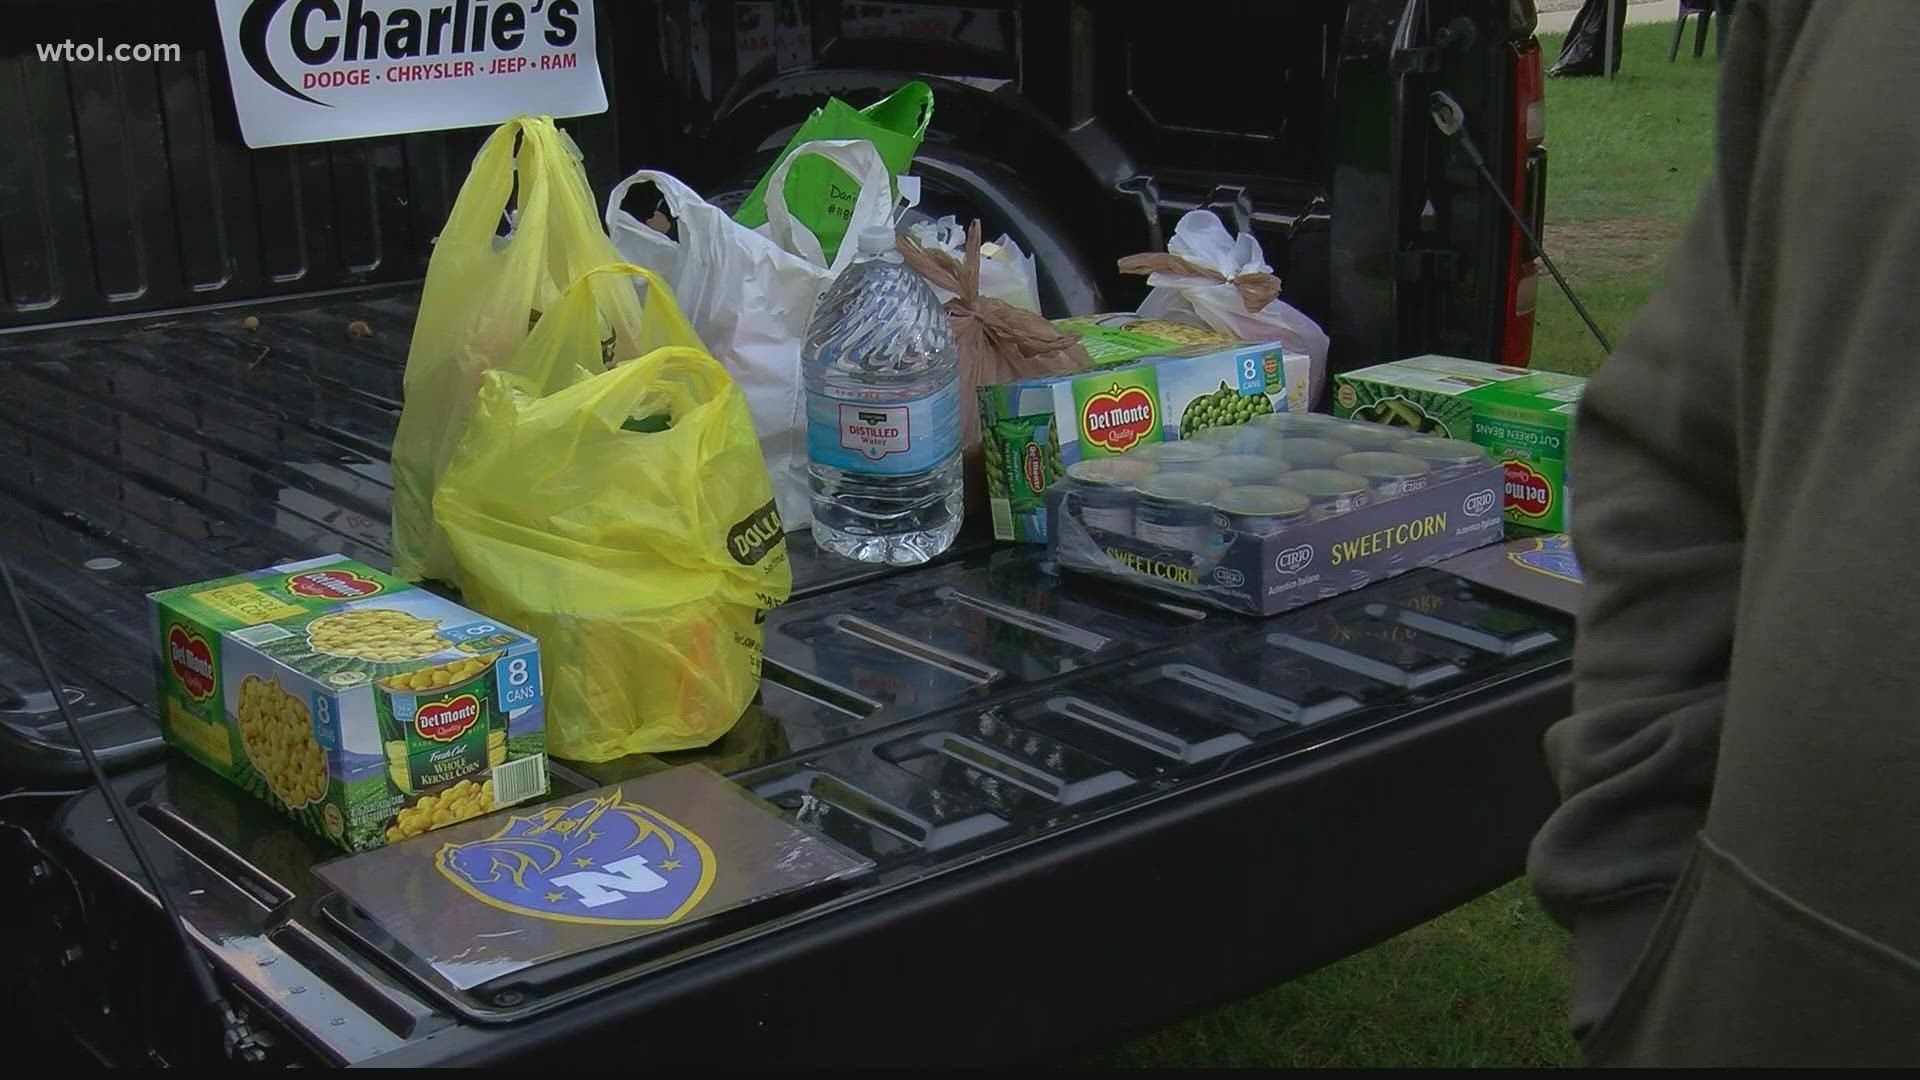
[904,214,1041,313]
[606,140,899,532]
[1124,210,1331,412]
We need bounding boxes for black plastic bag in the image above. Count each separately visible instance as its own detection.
[1549,0,1632,77]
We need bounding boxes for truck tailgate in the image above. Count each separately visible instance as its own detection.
[0,290,1572,1065]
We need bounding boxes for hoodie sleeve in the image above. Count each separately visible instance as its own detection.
[1525,0,1786,1038]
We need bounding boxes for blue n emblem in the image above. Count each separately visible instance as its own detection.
[1509,533,1582,585]
[436,792,716,926]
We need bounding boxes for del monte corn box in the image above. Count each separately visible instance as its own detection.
[1333,355,1583,532]
[979,338,1296,542]
[151,555,548,853]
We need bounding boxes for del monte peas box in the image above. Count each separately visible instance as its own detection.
[1053,314,1319,413]
[978,338,1295,542]
[1332,355,1583,532]
[150,555,548,853]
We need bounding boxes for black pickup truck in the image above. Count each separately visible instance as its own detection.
[0,0,1570,1066]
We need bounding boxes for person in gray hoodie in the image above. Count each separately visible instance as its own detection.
[1528,0,1920,1065]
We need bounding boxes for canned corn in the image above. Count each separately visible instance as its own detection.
[1133,441,1221,472]
[1334,451,1433,501]
[373,653,505,795]
[1251,412,1343,437]
[1325,421,1408,451]
[1135,473,1226,549]
[1261,436,1353,470]
[1282,469,1372,520]
[1394,436,1491,481]
[1201,453,1287,486]
[1066,457,1155,535]
[1213,485,1311,535]
[1188,425,1265,454]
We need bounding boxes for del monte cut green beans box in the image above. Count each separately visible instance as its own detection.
[1332,355,1584,532]
[150,555,548,853]
[978,337,1297,543]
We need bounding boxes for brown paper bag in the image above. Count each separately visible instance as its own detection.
[899,221,1091,515]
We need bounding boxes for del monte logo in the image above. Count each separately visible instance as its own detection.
[168,625,216,702]
[1082,384,1157,452]
[416,693,482,743]
[1504,460,1554,519]
[1022,444,1046,493]
[287,568,383,600]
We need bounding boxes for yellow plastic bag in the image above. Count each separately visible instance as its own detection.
[433,264,791,762]
[393,115,635,584]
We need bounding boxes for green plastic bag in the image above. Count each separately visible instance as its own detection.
[731,81,933,264]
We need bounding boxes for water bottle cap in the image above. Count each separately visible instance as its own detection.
[856,225,898,255]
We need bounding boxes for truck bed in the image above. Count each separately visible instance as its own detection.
[0,289,1572,1066]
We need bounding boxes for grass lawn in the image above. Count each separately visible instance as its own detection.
[1097,23,1721,1068]
[1531,25,1720,377]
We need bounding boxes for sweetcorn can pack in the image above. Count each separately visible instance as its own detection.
[1044,414,1509,615]
[150,555,548,853]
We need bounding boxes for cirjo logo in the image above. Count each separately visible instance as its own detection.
[1503,460,1554,518]
[168,625,217,702]
[287,568,384,600]
[1463,489,1499,517]
[1275,544,1315,574]
[1081,384,1157,452]
[1022,443,1046,493]
[416,693,482,743]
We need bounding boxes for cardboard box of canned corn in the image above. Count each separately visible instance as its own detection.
[1044,413,1509,615]
[150,555,548,853]
[1331,355,1584,532]
[979,336,1299,543]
